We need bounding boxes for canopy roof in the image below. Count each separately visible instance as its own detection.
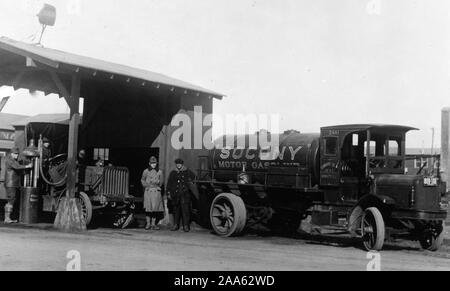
[12,113,71,127]
[0,113,29,130]
[0,37,224,99]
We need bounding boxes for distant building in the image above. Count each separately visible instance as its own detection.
[0,113,29,154]
[405,148,440,176]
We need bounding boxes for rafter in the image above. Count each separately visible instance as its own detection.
[12,70,26,90]
[48,70,71,103]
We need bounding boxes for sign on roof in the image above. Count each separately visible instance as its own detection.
[0,130,14,141]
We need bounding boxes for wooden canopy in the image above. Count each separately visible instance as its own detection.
[0,37,224,231]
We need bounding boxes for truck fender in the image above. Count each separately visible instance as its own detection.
[347,195,394,236]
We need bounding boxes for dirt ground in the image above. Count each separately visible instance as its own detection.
[0,223,448,271]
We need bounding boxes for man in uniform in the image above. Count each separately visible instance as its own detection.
[167,158,196,232]
[4,147,32,223]
[41,137,52,161]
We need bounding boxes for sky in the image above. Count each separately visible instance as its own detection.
[0,0,449,149]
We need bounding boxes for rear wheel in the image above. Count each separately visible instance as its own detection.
[210,193,247,237]
[77,192,93,227]
[361,207,385,251]
[419,221,445,251]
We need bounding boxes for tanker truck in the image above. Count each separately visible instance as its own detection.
[194,125,448,251]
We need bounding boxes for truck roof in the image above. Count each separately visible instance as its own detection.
[321,124,418,132]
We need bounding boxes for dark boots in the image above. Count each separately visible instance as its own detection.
[4,203,17,224]
[172,203,191,232]
[171,224,190,232]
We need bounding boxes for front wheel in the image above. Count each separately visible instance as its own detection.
[361,207,385,251]
[419,221,445,252]
[210,193,247,237]
[76,192,93,227]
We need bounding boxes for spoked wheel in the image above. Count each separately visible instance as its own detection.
[42,154,68,187]
[76,192,93,227]
[361,207,385,251]
[419,221,445,251]
[210,193,247,237]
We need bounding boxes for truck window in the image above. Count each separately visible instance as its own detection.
[364,141,376,157]
[388,139,400,156]
[352,134,359,146]
[324,137,338,155]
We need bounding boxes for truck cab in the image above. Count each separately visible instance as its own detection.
[319,125,447,251]
[320,125,413,202]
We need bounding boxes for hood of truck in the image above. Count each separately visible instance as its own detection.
[375,174,442,212]
[375,174,420,187]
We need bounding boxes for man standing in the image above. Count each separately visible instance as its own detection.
[41,137,52,161]
[77,149,86,165]
[4,147,32,223]
[167,158,196,232]
[77,149,87,193]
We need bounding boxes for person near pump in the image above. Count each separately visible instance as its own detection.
[77,149,87,192]
[77,149,86,165]
[167,158,196,232]
[4,147,32,224]
[141,156,164,230]
[41,137,52,161]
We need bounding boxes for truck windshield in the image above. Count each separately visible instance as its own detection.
[364,132,404,173]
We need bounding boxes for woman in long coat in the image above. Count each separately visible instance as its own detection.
[141,156,164,230]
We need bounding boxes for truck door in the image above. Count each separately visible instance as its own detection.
[339,132,367,202]
[320,131,340,187]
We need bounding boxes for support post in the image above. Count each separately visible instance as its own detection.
[54,74,86,232]
[442,108,450,193]
[66,74,80,199]
[366,130,371,177]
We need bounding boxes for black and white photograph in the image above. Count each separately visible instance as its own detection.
[0,0,449,277]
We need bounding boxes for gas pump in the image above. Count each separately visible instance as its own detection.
[22,139,40,188]
[19,139,40,224]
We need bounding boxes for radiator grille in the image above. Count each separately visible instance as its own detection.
[99,167,129,198]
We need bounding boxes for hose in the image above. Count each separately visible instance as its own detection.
[39,151,67,187]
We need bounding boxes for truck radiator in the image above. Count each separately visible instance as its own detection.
[99,167,129,198]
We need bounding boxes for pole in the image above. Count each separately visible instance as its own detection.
[53,74,85,231]
[442,108,450,192]
[66,74,80,199]
[366,130,371,177]
[431,127,435,155]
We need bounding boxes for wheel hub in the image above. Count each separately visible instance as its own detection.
[363,226,374,234]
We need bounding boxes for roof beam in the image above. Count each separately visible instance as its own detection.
[48,70,70,100]
[26,57,37,68]
[0,42,60,69]
[12,70,26,90]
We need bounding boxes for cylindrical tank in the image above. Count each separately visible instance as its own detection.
[211,131,321,186]
[19,187,39,224]
[22,139,40,188]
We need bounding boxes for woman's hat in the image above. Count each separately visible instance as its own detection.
[10,147,20,154]
[175,158,184,165]
[150,156,158,163]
